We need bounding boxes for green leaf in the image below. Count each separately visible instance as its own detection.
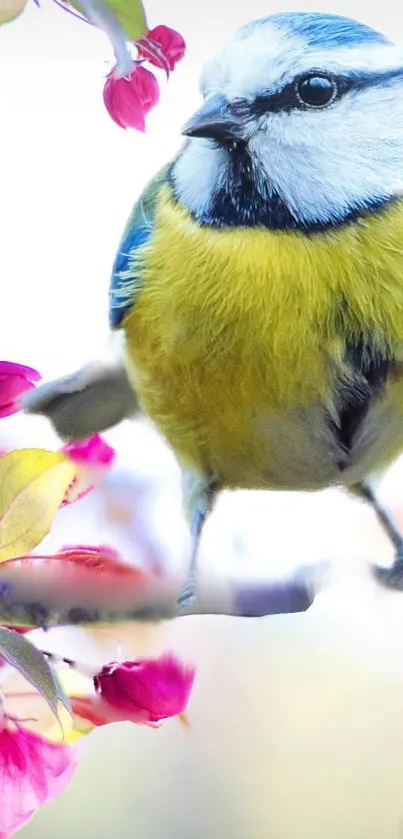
[105,0,147,39]
[70,0,148,41]
[0,628,71,720]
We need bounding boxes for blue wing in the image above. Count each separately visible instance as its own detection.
[109,223,152,328]
[108,165,169,329]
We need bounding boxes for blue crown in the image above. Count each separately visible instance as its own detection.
[240,12,391,49]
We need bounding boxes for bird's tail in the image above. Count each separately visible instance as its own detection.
[21,354,139,442]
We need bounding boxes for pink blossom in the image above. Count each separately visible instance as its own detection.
[61,433,116,506]
[0,717,77,837]
[103,65,160,131]
[137,25,186,72]
[70,693,156,728]
[0,362,41,419]
[1,545,148,614]
[62,434,115,467]
[71,653,195,728]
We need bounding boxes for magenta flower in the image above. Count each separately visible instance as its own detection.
[95,653,195,721]
[62,433,116,467]
[61,433,116,506]
[71,653,195,728]
[103,64,160,131]
[25,0,186,131]
[0,716,77,837]
[0,361,41,419]
[137,25,186,71]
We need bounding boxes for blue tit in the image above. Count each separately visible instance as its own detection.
[24,11,403,606]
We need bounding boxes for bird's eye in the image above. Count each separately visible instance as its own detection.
[296,74,338,108]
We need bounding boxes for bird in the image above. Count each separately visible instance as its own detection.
[23,10,403,607]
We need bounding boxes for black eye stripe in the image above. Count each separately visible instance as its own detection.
[230,66,403,118]
[233,72,348,116]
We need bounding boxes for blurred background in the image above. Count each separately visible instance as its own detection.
[3,1,403,837]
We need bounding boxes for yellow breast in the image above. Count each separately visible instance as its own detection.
[123,188,403,488]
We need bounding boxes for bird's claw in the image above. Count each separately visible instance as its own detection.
[372,555,403,591]
[177,580,197,611]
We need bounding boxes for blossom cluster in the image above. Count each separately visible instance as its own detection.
[0,3,189,831]
[0,361,195,837]
[14,0,186,131]
[103,24,186,130]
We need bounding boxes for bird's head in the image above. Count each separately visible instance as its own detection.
[170,12,403,231]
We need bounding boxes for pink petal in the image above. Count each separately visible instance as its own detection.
[0,379,35,419]
[94,653,195,723]
[138,25,186,71]
[62,434,116,467]
[103,65,160,131]
[0,723,77,836]
[51,544,132,571]
[70,694,160,728]
[0,362,41,419]
[2,544,144,576]
[60,474,94,507]
[0,546,148,611]
[0,362,41,381]
[60,435,116,506]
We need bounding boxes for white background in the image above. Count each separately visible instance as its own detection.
[3,3,403,838]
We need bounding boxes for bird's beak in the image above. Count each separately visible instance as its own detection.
[181,94,240,141]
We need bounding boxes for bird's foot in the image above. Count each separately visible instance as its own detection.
[372,549,403,591]
[177,579,197,611]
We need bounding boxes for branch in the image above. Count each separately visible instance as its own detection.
[0,566,320,628]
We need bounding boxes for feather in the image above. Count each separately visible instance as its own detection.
[109,165,170,328]
[122,184,403,490]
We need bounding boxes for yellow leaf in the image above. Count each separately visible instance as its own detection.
[0,665,90,743]
[44,669,95,744]
[46,708,93,744]
[0,0,29,25]
[0,449,76,562]
[58,666,91,696]
[70,0,147,41]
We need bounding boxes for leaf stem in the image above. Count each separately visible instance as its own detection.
[74,0,134,76]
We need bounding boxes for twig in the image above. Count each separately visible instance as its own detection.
[0,573,317,628]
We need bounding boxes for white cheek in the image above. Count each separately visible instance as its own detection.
[250,87,403,222]
[172,141,227,217]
